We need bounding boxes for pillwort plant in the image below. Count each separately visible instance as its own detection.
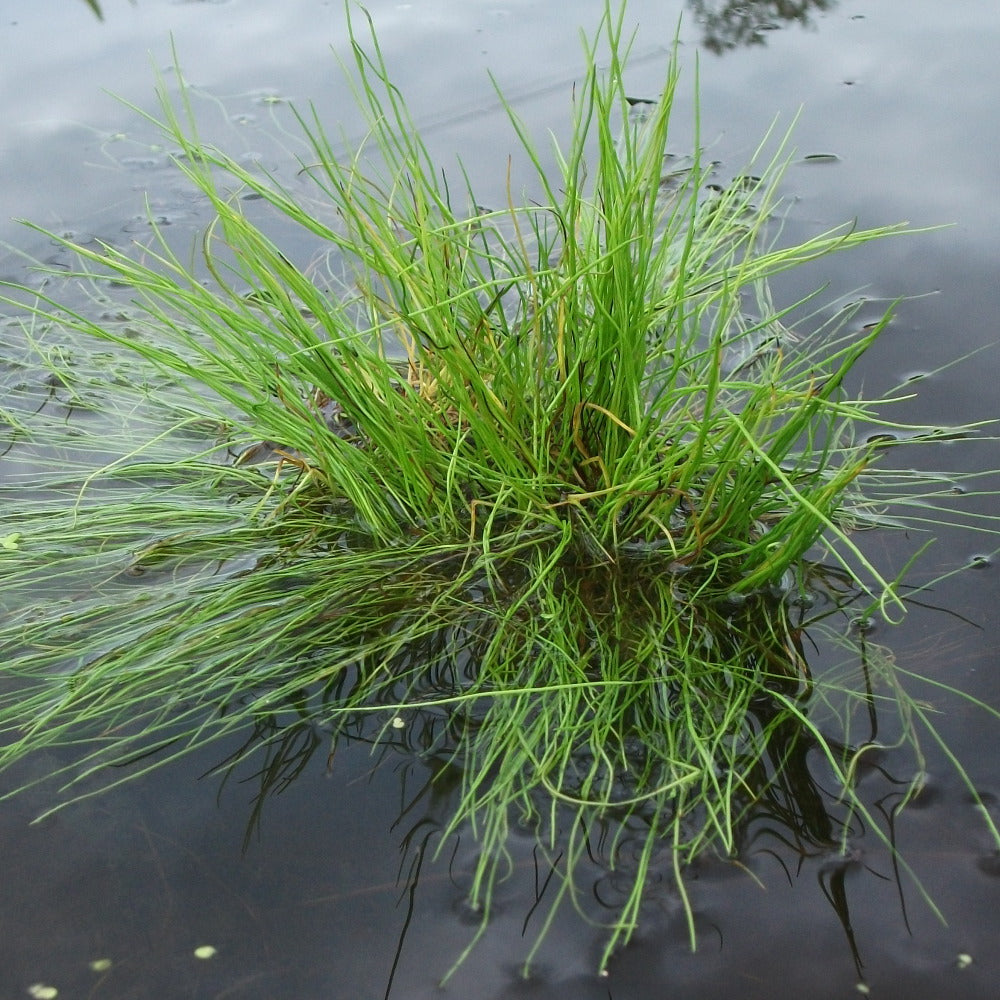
[3,2,999,974]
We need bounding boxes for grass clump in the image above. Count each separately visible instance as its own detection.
[2,2,1000,974]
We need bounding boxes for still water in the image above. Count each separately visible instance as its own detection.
[2,1,1000,997]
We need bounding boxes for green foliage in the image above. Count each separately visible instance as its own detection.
[2,1,999,975]
[13,6,934,590]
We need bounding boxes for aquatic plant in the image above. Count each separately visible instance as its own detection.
[2,1,999,975]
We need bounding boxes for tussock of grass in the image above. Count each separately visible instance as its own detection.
[2,2,1000,974]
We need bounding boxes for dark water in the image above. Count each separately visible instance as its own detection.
[3,1,1000,998]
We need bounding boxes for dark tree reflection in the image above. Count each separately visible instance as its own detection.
[688,0,837,52]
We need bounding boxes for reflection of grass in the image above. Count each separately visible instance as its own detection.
[2,1,1000,974]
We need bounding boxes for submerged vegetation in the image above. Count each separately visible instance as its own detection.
[2,2,999,975]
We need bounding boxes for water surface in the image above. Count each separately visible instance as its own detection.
[2,2,999,998]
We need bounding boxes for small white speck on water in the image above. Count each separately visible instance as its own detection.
[957,953,973,969]
[27,986,58,1000]
[194,945,217,960]
[391,716,406,729]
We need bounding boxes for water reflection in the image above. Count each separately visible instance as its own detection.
[74,0,838,55]
[687,0,836,52]
[213,611,914,994]
[10,0,1000,1000]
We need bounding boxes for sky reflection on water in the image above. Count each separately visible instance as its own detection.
[2,2,1000,998]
